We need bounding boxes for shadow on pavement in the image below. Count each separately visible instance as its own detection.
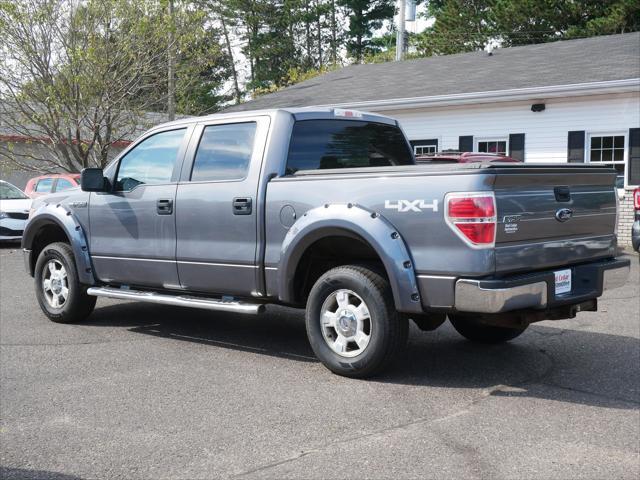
[84,301,639,410]
[0,467,84,480]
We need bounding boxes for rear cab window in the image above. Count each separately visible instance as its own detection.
[286,119,414,174]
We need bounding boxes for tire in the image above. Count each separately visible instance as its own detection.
[305,265,408,378]
[34,242,96,323]
[449,314,527,344]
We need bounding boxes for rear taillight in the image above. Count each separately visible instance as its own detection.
[634,188,640,211]
[445,192,497,248]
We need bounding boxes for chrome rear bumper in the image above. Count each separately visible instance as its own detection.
[454,258,630,314]
[455,279,547,313]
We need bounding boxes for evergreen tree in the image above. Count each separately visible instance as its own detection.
[338,0,395,63]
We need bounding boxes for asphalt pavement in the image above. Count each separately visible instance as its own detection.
[1,245,639,479]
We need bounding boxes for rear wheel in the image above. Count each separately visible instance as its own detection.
[449,314,527,344]
[305,265,408,378]
[34,242,96,323]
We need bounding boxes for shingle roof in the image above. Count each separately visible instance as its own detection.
[226,32,640,112]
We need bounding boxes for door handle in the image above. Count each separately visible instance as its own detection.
[232,197,252,215]
[157,199,173,215]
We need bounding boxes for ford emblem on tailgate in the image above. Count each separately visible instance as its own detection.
[555,208,573,222]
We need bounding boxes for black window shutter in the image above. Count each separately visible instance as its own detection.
[459,136,473,152]
[508,133,525,161]
[567,131,585,163]
[629,128,640,186]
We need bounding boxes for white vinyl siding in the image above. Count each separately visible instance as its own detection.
[385,92,639,172]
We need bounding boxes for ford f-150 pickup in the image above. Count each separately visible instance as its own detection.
[22,108,630,377]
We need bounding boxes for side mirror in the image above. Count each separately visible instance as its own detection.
[81,168,107,192]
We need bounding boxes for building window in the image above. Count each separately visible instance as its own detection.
[476,138,507,155]
[414,145,437,156]
[588,133,626,187]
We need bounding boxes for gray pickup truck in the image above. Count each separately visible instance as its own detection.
[22,108,630,377]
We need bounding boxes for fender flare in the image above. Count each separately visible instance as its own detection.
[278,203,422,313]
[22,203,96,285]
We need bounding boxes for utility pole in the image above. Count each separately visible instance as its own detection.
[167,0,176,121]
[395,0,406,61]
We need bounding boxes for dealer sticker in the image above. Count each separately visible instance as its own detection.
[554,269,572,295]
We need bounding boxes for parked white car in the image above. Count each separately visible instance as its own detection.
[0,180,32,242]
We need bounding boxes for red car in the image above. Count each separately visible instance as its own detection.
[24,173,81,198]
[415,152,521,164]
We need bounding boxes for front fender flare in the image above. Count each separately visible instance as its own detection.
[22,203,96,285]
[278,203,422,313]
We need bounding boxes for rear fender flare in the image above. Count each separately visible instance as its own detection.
[278,203,422,313]
[22,203,95,285]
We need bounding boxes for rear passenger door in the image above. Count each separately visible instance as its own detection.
[175,117,270,296]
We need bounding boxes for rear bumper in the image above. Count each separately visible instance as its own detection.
[454,257,630,314]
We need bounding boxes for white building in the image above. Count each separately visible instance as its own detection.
[229,32,640,245]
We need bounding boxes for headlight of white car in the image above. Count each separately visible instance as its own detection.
[0,211,8,219]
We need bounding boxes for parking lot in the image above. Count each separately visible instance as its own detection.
[0,245,638,479]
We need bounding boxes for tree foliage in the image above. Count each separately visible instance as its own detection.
[0,0,232,171]
[415,0,640,55]
[339,0,395,63]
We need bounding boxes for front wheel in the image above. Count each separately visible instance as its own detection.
[34,242,96,323]
[449,314,527,344]
[305,265,408,378]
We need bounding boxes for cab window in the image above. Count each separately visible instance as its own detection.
[115,128,186,191]
[35,178,53,193]
[55,178,76,191]
[286,120,414,174]
[190,122,256,182]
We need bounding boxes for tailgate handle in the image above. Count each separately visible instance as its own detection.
[554,186,571,202]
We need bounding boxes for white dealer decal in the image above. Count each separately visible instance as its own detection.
[385,199,439,213]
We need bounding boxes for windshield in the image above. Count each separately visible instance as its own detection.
[0,182,28,200]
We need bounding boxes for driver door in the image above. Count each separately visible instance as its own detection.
[88,127,191,289]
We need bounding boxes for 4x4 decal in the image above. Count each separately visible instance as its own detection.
[384,199,439,213]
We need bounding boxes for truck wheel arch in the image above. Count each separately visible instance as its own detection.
[22,204,95,286]
[277,204,423,313]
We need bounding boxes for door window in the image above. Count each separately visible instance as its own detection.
[115,128,186,191]
[35,178,53,193]
[55,178,75,191]
[190,122,257,182]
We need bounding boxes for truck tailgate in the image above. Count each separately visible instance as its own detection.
[492,165,618,274]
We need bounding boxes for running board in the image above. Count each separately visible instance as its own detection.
[86,287,264,314]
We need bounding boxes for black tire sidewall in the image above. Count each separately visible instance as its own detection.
[34,243,91,323]
[306,268,395,377]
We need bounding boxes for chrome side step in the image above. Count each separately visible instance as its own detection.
[86,287,264,314]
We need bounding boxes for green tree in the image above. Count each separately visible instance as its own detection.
[0,0,230,172]
[338,0,395,63]
[493,0,640,46]
[414,0,494,56]
[415,0,640,56]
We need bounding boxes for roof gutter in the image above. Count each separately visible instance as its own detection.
[319,78,640,112]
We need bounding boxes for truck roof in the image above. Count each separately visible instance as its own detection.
[154,107,398,130]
